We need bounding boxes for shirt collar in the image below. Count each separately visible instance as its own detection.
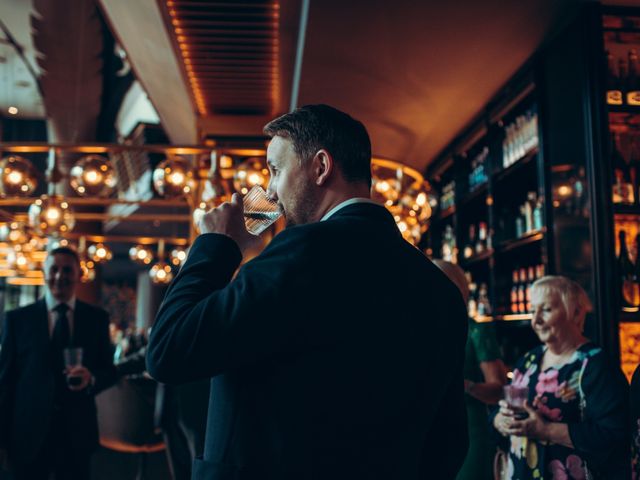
[44,290,76,313]
[320,198,380,222]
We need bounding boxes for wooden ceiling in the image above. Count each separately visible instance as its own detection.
[5,0,623,169]
[162,0,280,116]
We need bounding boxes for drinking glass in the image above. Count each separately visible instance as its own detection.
[503,384,529,419]
[63,347,84,387]
[243,185,282,235]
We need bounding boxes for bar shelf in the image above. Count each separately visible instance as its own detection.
[493,148,538,183]
[496,229,545,253]
[459,249,493,267]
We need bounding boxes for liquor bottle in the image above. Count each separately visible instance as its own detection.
[468,274,478,318]
[511,269,519,314]
[611,133,634,204]
[442,225,454,262]
[464,224,476,259]
[627,49,640,106]
[618,230,638,308]
[517,268,527,313]
[477,282,491,316]
[607,51,623,105]
[526,267,535,312]
[476,222,487,254]
[533,196,544,231]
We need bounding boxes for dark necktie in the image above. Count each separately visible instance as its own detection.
[51,303,70,349]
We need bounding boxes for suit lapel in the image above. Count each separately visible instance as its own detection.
[35,298,49,344]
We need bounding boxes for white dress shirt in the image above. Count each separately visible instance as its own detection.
[44,291,76,339]
[320,197,380,222]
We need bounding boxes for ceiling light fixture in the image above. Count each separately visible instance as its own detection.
[0,155,38,196]
[70,154,117,197]
[27,195,75,236]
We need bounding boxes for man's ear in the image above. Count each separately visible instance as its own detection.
[312,149,333,186]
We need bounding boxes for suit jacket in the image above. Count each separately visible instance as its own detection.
[148,203,468,480]
[0,298,117,462]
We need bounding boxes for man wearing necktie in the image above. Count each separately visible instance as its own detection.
[0,246,117,479]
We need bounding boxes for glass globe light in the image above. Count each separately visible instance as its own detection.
[0,155,38,196]
[170,247,187,266]
[87,242,112,263]
[129,244,154,265]
[0,222,28,245]
[27,195,76,236]
[70,155,117,197]
[152,156,195,197]
[232,157,268,195]
[149,261,173,284]
[393,210,425,246]
[7,250,31,274]
[80,259,96,283]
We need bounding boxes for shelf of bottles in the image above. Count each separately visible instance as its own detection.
[605,11,640,380]
[427,90,547,330]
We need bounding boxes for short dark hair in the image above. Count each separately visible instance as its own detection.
[48,246,81,267]
[263,104,372,187]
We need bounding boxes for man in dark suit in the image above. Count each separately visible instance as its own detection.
[0,246,117,479]
[147,104,468,479]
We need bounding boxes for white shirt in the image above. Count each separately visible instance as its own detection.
[45,291,76,339]
[320,198,380,222]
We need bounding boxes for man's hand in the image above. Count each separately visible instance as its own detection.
[198,193,262,255]
[64,366,92,391]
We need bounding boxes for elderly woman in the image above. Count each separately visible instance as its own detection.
[492,275,629,479]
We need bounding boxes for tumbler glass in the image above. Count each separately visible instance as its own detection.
[243,185,282,235]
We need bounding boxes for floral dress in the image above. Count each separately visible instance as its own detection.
[494,343,629,480]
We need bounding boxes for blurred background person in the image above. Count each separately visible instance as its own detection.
[115,333,209,480]
[492,275,629,479]
[433,259,507,480]
[0,247,117,480]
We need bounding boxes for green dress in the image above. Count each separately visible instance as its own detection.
[456,318,502,480]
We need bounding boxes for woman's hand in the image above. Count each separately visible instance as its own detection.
[493,399,516,436]
[507,400,548,440]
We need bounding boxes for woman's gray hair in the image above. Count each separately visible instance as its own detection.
[530,275,593,330]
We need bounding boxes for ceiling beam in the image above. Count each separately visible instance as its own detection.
[98,0,198,144]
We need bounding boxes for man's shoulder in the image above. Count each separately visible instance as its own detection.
[5,299,45,318]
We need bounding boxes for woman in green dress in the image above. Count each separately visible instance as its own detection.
[433,260,507,480]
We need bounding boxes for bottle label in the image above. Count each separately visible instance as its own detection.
[608,90,623,105]
[627,91,640,106]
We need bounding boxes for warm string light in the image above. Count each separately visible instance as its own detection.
[27,195,76,236]
[0,155,38,196]
[88,242,113,263]
[153,156,195,197]
[70,155,117,197]
[149,239,173,284]
[129,244,154,265]
[0,145,432,277]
